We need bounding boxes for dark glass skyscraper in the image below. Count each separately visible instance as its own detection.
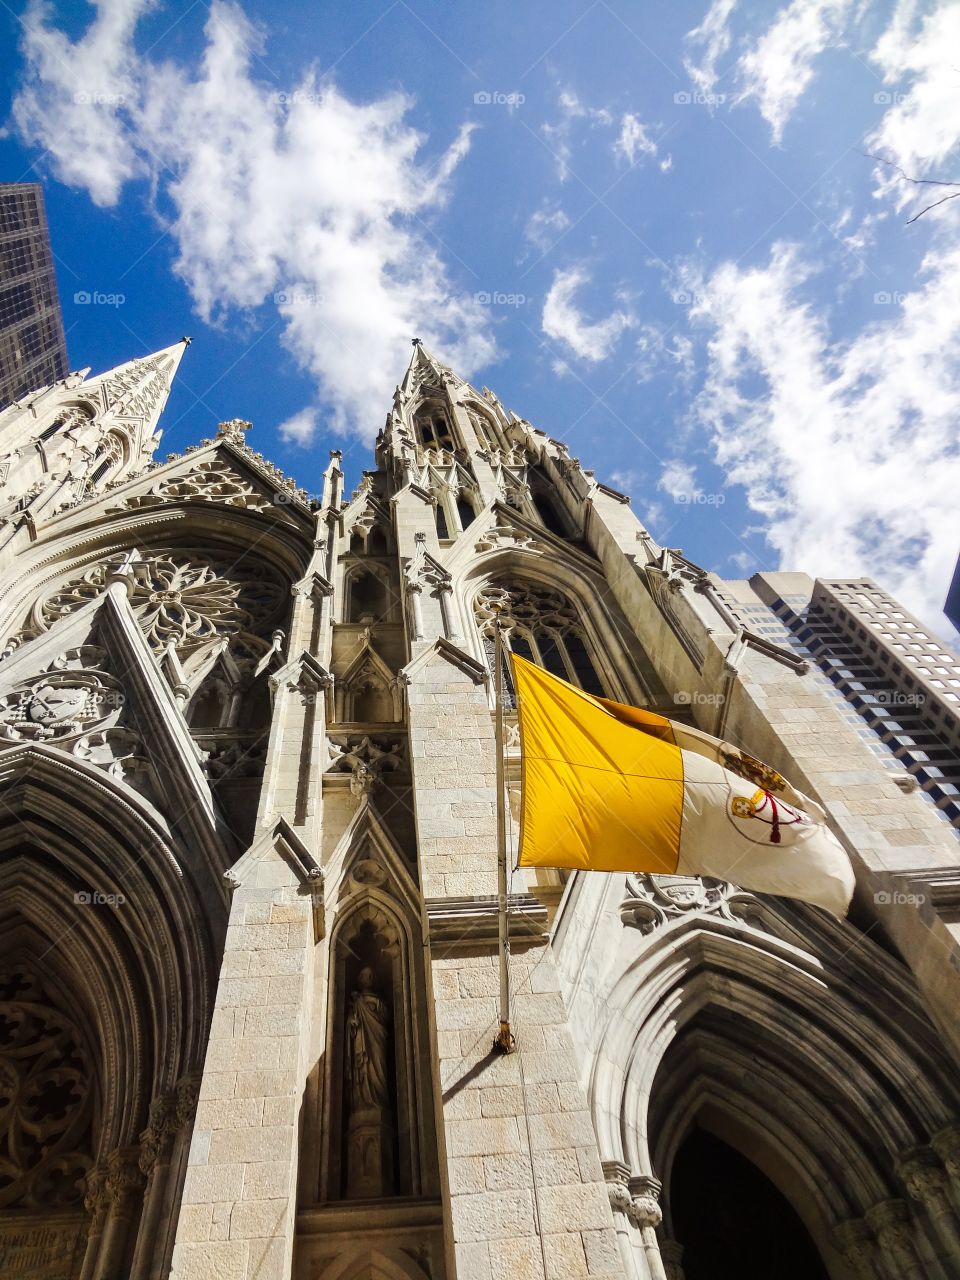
[0,182,69,407]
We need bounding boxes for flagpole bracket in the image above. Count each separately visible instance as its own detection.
[494,1021,516,1055]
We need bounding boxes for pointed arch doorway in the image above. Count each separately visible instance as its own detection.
[669,1121,829,1280]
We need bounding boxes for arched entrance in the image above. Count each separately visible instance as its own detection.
[584,879,960,1279]
[670,1125,828,1280]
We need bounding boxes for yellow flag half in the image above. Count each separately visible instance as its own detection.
[511,654,855,916]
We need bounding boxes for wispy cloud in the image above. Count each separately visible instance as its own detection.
[542,87,614,181]
[682,235,960,623]
[614,113,658,166]
[541,266,634,362]
[736,0,852,144]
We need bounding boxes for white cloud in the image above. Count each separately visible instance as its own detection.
[729,549,756,572]
[542,87,614,181]
[525,205,571,254]
[867,4,960,208]
[736,0,852,144]
[542,267,633,362]
[683,238,960,624]
[608,468,641,494]
[278,407,318,447]
[684,0,738,99]
[614,113,657,166]
[658,459,702,503]
[12,0,151,206]
[11,0,495,440]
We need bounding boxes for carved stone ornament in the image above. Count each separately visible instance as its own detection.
[198,736,268,783]
[0,967,95,1211]
[0,647,146,781]
[326,734,403,785]
[0,669,124,743]
[102,355,171,421]
[8,550,286,661]
[621,872,754,934]
[108,457,278,515]
[475,583,579,636]
[474,524,546,554]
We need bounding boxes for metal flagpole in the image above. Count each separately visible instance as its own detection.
[494,617,515,1054]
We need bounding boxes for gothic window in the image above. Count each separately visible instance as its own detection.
[455,493,475,532]
[467,408,503,451]
[188,679,229,729]
[434,503,449,541]
[348,570,389,624]
[529,465,570,538]
[474,583,605,698]
[414,410,453,451]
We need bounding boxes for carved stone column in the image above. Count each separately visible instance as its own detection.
[831,1218,884,1280]
[898,1147,960,1269]
[603,1162,640,1278]
[629,1174,669,1280]
[864,1199,926,1280]
[146,1073,201,1280]
[129,1091,177,1280]
[97,1145,146,1279]
[79,1165,109,1280]
[437,580,460,641]
[406,581,424,641]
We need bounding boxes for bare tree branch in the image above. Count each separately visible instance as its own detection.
[906,190,960,223]
[860,151,960,223]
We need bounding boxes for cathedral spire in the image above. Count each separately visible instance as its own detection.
[82,337,190,445]
[398,337,458,401]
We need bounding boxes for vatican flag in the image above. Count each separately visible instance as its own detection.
[511,655,855,916]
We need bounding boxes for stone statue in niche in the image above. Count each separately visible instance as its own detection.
[345,966,394,1198]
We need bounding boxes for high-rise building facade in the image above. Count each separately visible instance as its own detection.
[0,182,70,408]
[0,339,957,1280]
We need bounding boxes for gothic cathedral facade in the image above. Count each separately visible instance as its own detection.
[0,337,958,1280]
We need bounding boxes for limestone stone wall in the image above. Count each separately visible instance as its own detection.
[431,945,625,1280]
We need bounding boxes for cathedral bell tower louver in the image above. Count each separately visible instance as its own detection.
[0,338,955,1280]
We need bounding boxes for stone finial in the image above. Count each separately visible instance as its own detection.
[217,418,252,442]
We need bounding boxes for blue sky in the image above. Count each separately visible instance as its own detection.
[2,0,958,634]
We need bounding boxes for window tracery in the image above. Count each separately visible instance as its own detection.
[0,967,95,1211]
[4,550,287,663]
[474,583,605,696]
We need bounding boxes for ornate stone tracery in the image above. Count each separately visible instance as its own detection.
[108,457,277,514]
[620,873,755,934]
[474,581,605,695]
[5,550,286,662]
[0,968,95,1212]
